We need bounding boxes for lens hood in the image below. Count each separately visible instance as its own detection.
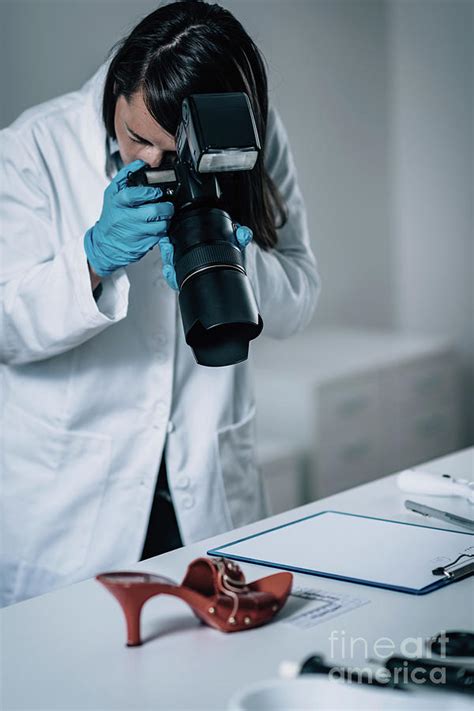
[179,266,263,367]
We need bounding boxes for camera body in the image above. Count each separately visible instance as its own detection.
[127,93,263,367]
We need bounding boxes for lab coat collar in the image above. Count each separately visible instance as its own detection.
[79,60,116,179]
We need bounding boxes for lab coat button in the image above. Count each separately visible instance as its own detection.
[167,420,175,433]
[176,475,190,489]
[182,494,194,509]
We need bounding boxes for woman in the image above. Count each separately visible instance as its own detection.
[0,0,320,606]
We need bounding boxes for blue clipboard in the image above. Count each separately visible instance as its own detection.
[207,510,474,595]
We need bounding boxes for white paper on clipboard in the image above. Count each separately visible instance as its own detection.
[208,511,474,594]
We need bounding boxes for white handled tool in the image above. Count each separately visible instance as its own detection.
[397,469,474,504]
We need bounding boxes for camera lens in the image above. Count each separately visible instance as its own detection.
[171,207,263,366]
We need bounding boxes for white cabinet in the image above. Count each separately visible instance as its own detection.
[257,439,306,516]
[251,328,461,504]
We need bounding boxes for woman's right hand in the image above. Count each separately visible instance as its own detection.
[84,159,174,278]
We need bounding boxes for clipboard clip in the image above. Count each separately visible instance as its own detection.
[432,553,474,580]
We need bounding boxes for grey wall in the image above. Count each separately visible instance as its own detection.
[1,0,473,439]
[388,0,473,441]
[225,0,395,329]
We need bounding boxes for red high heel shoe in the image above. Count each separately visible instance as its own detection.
[96,557,292,646]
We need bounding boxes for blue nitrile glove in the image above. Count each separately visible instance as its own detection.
[158,236,179,291]
[159,222,254,292]
[84,159,174,277]
[234,223,253,250]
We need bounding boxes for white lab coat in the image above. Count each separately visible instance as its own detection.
[0,64,320,606]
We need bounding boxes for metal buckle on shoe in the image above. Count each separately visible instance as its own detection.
[213,558,249,623]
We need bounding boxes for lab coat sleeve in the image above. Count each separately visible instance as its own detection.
[244,105,321,337]
[0,129,130,365]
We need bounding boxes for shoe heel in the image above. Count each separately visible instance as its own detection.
[119,590,147,647]
[97,574,162,647]
[105,584,152,646]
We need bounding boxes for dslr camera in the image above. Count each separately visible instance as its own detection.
[127,92,263,367]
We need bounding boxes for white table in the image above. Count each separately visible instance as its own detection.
[2,448,473,710]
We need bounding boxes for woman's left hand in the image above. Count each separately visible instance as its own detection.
[158,224,254,292]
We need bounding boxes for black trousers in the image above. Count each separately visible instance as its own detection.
[140,453,183,561]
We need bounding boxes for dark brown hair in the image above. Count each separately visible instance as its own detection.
[102,0,287,249]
